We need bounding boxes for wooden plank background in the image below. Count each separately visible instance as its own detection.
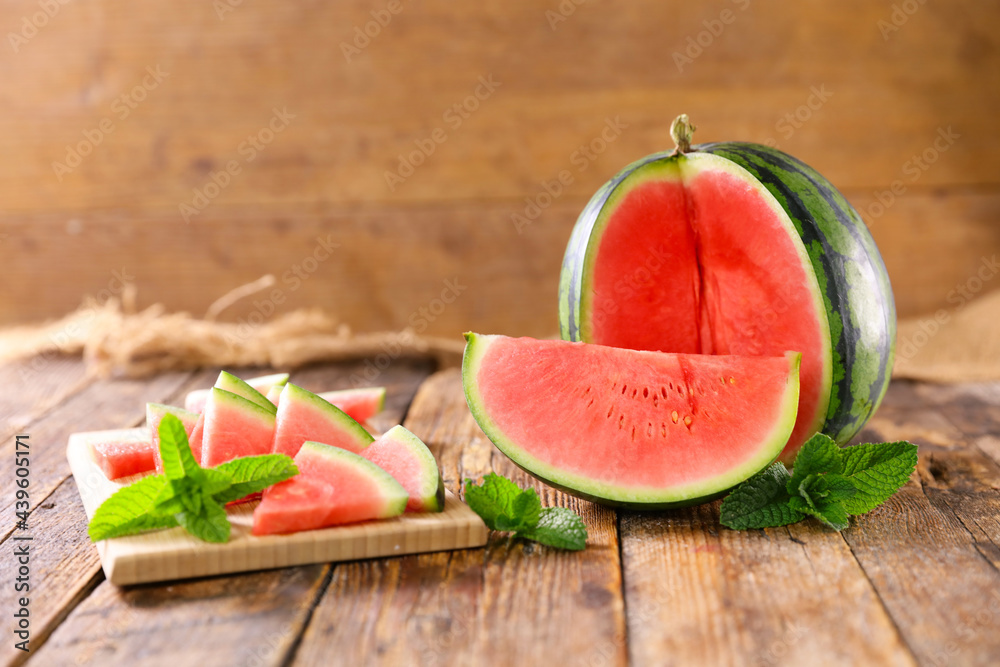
[1,0,998,338]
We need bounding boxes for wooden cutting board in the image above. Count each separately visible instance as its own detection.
[67,429,489,586]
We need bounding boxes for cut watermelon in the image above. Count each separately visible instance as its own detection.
[84,428,155,480]
[201,388,277,467]
[463,333,800,508]
[252,441,408,535]
[184,372,287,413]
[271,383,374,458]
[146,404,201,472]
[318,387,386,423]
[362,425,444,512]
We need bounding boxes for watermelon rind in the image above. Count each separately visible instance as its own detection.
[299,441,409,516]
[215,371,277,414]
[185,372,289,413]
[559,141,895,453]
[364,425,445,512]
[462,333,801,509]
[274,383,375,454]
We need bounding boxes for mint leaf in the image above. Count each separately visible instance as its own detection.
[176,496,230,543]
[88,474,179,541]
[518,507,588,551]
[787,433,843,493]
[839,441,918,514]
[464,473,528,531]
[212,454,298,505]
[464,473,587,551]
[720,463,806,530]
[789,494,850,531]
[158,413,200,481]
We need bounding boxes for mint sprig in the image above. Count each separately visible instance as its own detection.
[464,473,588,551]
[721,434,917,532]
[88,413,298,543]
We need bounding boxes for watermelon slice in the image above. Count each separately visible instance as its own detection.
[146,404,201,472]
[462,333,801,508]
[317,387,386,423]
[271,383,374,458]
[84,428,155,480]
[362,425,444,512]
[184,372,288,413]
[252,441,408,535]
[201,388,277,467]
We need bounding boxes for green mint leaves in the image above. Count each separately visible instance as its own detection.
[464,473,588,551]
[88,413,298,543]
[721,434,917,532]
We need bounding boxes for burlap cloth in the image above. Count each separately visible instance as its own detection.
[0,280,997,383]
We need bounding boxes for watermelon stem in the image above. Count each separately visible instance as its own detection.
[670,114,696,155]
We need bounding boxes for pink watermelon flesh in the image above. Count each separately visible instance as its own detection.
[362,425,444,512]
[317,388,386,423]
[464,334,800,507]
[271,383,374,458]
[252,441,408,535]
[86,429,155,480]
[583,160,828,461]
[201,388,277,467]
[147,404,201,473]
[185,372,288,412]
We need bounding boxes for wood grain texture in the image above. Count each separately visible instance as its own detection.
[0,356,92,441]
[67,430,486,586]
[22,359,435,666]
[290,369,626,667]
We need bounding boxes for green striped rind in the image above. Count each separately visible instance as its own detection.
[299,441,408,515]
[559,150,677,341]
[462,333,801,509]
[698,142,896,444]
[375,425,445,512]
[209,387,277,426]
[216,371,278,415]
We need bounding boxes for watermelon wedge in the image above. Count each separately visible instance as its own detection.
[201,388,277,467]
[362,425,444,512]
[84,428,155,480]
[252,441,408,535]
[271,383,374,458]
[463,333,800,508]
[184,372,288,413]
[146,404,201,472]
[317,387,386,423]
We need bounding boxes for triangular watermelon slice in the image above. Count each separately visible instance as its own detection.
[83,428,155,480]
[184,372,287,413]
[201,388,277,467]
[362,425,444,512]
[147,404,201,472]
[252,441,408,535]
[271,383,374,458]
[318,387,386,423]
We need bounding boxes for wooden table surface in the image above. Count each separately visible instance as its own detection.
[2,355,1000,666]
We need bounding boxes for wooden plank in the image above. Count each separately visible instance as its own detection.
[2,189,997,334]
[839,384,1000,667]
[619,502,914,666]
[27,359,435,667]
[0,0,996,215]
[0,356,93,441]
[67,428,485,586]
[0,369,208,667]
[288,369,625,666]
